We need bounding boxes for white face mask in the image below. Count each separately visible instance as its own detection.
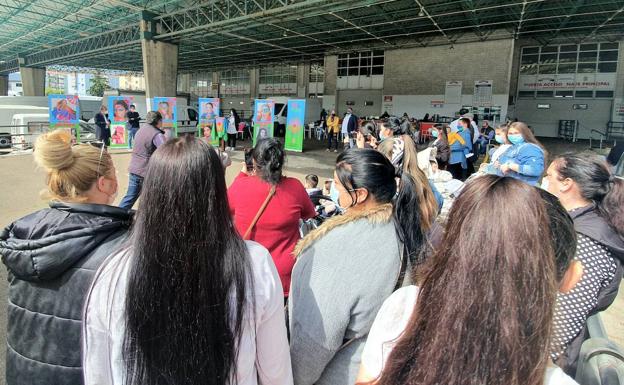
[540,178,549,191]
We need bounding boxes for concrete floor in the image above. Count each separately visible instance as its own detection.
[0,136,621,383]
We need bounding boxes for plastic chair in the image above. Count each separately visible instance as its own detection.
[237,122,246,140]
[315,125,326,141]
[420,127,432,143]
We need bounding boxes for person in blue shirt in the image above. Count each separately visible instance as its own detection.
[494,121,545,186]
[447,118,473,181]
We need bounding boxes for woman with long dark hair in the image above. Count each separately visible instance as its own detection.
[542,153,624,374]
[289,148,426,385]
[83,137,293,385]
[356,176,582,385]
[228,137,316,298]
[429,124,450,169]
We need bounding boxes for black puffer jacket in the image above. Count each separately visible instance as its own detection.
[0,202,132,385]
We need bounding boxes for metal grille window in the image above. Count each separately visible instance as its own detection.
[220,69,250,96]
[309,62,324,83]
[188,71,213,98]
[259,65,297,84]
[337,50,384,77]
[519,42,618,99]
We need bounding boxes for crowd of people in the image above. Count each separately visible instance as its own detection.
[0,106,622,385]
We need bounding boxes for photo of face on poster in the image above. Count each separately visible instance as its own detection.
[256,101,274,123]
[49,96,79,123]
[109,96,133,124]
[199,98,220,122]
[154,97,177,123]
[111,124,126,145]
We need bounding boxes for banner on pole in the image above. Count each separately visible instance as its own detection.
[154,97,177,137]
[198,98,220,145]
[253,99,274,147]
[285,99,305,152]
[49,95,80,142]
[109,96,133,148]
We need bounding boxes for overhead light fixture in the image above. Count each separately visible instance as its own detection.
[283,31,288,37]
[418,8,424,17]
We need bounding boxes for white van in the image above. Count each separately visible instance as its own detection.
[269,97,322,136]
[10,113,49,150]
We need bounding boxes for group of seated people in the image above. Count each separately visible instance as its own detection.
[0,121,622,385]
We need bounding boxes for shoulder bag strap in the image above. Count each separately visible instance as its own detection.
[243,185,277,240]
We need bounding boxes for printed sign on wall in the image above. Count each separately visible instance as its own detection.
[285,99,305,152]
[108,96,133,148]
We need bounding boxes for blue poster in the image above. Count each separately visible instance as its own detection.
[154,97,177,137]
[108,96,133,148]
[49,94,81,142]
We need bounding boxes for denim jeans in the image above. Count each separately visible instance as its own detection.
[119,173,144,210]
[128,127,139,149]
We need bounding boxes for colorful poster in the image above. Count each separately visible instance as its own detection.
[198,98,220,144]
[253,99,274,146]
[285,99,305,152]
[109,96,133,148]
[213,117,227,146]
[154,97,177,137]
[49,95,81,142]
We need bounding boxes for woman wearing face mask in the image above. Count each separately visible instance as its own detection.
[429,124,450,169]
[0,130,131,385]
[447,118,473,181]
[289,149,426,385]
[377,116,404,142]
[479,124,511,174]
[494,121,545,186]
[542,153,624,375]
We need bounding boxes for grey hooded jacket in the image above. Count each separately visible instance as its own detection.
[0,202,132,385]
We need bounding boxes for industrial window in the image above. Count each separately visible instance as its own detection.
[518,91,535,98]
[221,69,250,96]
[595,91,614,98]
[519,42,618,99]
[536,91,554,98]
[309,62,325,83]
[259,65,296,84]
[337,50,384,77]
[574,90,593,98]
[189,71,214,97]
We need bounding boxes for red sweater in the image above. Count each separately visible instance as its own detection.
[228,173,316,296]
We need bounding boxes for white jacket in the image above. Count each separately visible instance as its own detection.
[82,241,293,385]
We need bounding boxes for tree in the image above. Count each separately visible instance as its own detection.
[45,87,65,95]
[88,75,110,97]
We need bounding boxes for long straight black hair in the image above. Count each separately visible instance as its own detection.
[123,136,252,385]
[335,148,427,267]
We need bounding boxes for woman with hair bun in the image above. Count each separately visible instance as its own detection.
[0,130,132,385]
[228,137,316,298]
[542,153,624,374]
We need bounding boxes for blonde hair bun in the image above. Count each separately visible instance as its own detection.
[34,130,75,172]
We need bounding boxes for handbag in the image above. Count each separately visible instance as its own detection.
[243,185,277,240]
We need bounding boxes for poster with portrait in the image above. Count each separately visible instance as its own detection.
[198,98,220,144]
[108,96,133,148]
[154,97,177,137]
[285,99,305,152]
[49,95,81,142]
[253,99,274,146]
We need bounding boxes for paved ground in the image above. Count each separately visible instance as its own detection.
[0,136,621,383]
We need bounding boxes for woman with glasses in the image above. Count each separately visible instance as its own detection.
[0,130,132,385]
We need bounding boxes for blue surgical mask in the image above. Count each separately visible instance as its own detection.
[457,126,464,132]
[508,134,525,145]
[495,135,504,144]
[431,130,439,138]
[329,181,342,209]
[379,131,387,141]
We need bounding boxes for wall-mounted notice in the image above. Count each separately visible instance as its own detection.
[445,81,462,104]
[382,95,394,115]
[473,80,493,106]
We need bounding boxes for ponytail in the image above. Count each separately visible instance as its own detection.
[554,153,624,237]
[394,170,427,268]
[253,137,284,185]
[600,176,624,237]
